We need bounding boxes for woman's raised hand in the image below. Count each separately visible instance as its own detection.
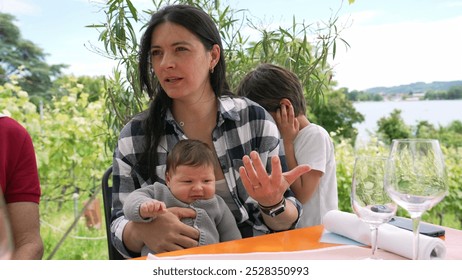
[239,151,311,206]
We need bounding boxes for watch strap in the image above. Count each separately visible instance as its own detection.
[258,198,286,217]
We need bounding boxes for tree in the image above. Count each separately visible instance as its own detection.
[0,12,66,102]
[447,86,462,100]
[345,88,383,102]
[309,88,365,143]
[376,109,411,143]
[425,86,462,100]
[0,78,111,206]
[49,75,105,102]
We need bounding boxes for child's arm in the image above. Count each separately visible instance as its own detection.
[275,103,322,204]
[139,199,168,219]
[275,102,303,190]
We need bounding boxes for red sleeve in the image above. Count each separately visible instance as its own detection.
[0,117,41,204]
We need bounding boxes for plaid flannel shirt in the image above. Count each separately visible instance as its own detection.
[110,96,301,258]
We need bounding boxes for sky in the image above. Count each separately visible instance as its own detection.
[1,0,462,91]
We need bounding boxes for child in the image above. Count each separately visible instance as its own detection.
[123,139,242,255]
[237,63,338,227]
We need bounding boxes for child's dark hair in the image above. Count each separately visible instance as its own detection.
[166,139,216,174]
[236,63,306,115]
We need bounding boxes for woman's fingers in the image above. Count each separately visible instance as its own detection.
[269,155,283,188]
[250,151,270,186]
[241,154,258,185]
[138,211,199,253]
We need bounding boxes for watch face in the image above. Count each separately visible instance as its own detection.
[269,204,285,217]
[259,198,286,217]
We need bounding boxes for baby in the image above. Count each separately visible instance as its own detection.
[123,139,242,255]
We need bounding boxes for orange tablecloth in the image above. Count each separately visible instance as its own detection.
[156,225,338,258]
[134,224,462,260]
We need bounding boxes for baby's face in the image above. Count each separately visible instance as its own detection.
[166,164,216,204]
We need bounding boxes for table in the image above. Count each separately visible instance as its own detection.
[148,224,462,260]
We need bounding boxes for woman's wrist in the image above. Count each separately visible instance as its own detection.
[258,197,285,209]
[122,221,144,253]
[258,197,286,217]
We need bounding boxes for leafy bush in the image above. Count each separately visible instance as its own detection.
[1,78,111,259]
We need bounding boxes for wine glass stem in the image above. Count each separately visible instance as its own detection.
[370,225,379,259]
[412,215,421,260]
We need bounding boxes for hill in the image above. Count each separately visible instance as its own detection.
[365,80,462,94]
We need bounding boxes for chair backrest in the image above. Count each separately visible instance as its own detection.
[101,166,125,260]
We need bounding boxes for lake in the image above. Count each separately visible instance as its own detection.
[352,100,462,141]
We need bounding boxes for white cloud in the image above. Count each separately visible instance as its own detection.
[342,10,380,25]
[444,1,462,8]
[0,0,39,15]
[332,15,462,90]
[55,48,118,77]
[65,59,117,77]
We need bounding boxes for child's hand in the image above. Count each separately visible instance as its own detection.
[275,102,299,142]
[140,200,168,219]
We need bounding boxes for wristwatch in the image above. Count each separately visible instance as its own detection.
[258,198,286,217]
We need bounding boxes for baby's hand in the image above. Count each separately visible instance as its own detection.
[140,199,168,219]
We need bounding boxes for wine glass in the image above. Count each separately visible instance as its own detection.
[351,155,398,259]
[0,188,14,260]
[384,139,448,260]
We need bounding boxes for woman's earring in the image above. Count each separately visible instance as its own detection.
[210,67,214,74]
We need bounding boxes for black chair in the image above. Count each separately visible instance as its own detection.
[101,166,126,260]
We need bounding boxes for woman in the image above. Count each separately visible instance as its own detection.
[111,4,310,258]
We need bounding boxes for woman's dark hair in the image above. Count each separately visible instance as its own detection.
[236,63,306,116]
[166,139,216,175]
[139,5,230,179]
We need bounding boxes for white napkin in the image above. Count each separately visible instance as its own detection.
[322,210,446,260]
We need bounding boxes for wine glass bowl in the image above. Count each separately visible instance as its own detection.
[384,139,448,260]
[351,155,398,259]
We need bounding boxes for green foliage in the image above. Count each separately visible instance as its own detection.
[49,75,106,102]
[87,0,150,150]
[333,139,354,212]
[376,109,411,144]
[1,76,112,259]
[310,88,365,144]
[425,86,462,100]
[335,136,389,212]
[0,12,66,101]
[335,132,462,229]
[0,77,111,206]
[345,89,384,102]
[417,120,462,148]
[373,109,462,227]
[434,146,462,227]
[40,198,108,260]
[377,109,462,149]
[232,11,348,107]
[0,81,40,127]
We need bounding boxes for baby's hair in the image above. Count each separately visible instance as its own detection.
[166,139,216,174]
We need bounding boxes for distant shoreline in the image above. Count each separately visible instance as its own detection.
[353,99,462,141]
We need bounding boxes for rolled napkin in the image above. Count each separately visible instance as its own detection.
[322,210,446,260]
